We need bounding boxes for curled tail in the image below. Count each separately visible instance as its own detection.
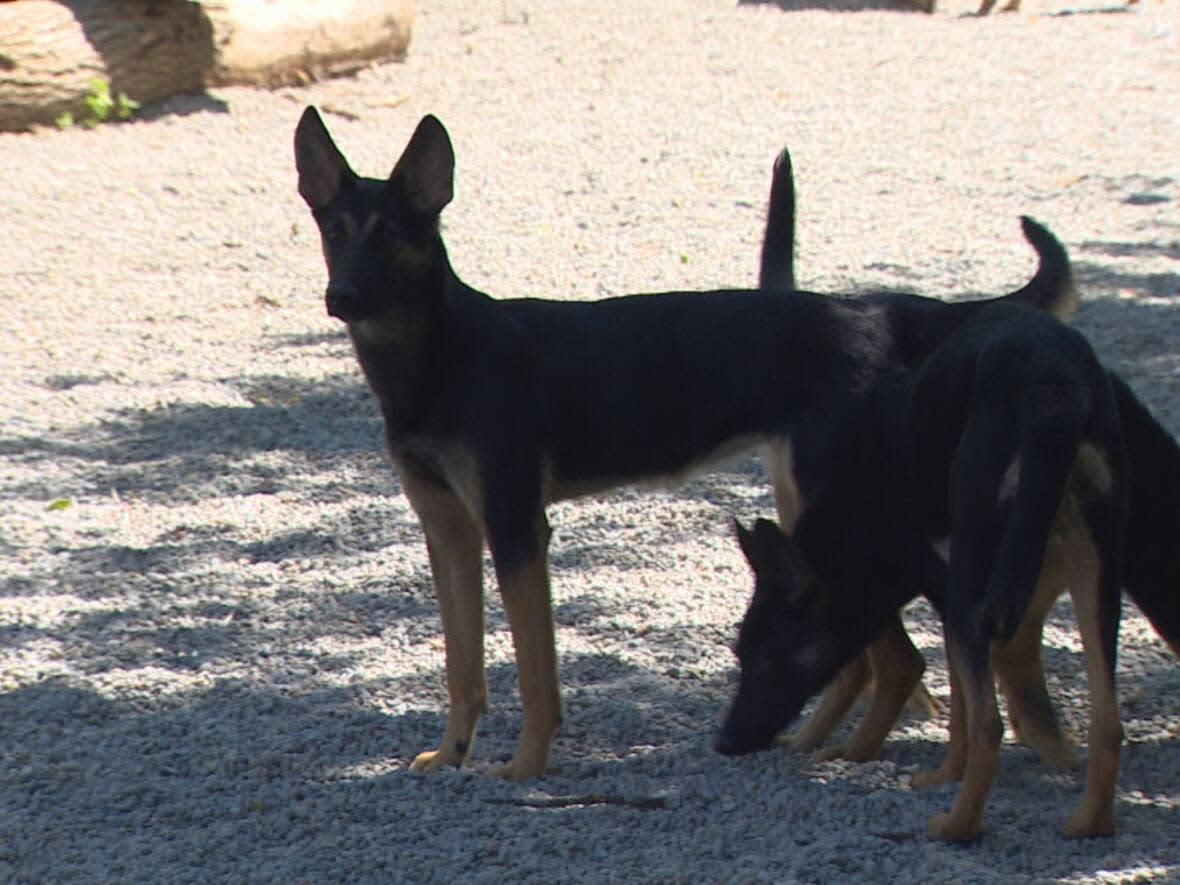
[1003,216,1078,321]
[758,147,796,292]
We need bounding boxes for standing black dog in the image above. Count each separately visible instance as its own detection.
[719,301,1129,842]
[294,107,1076,780]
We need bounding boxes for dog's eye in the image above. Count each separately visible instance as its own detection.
[324,221,346,245]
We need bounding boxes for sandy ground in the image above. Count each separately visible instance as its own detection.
[2,0,1179,881]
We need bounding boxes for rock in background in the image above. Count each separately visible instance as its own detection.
[0,0,413,131]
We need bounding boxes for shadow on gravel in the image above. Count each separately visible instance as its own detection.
[1075,261,1180,301]
[737,0,931,12]
[0,554,438,672]
[0,677,406,880]
[2,649,1176,882]
[2,371,389,504]
[134,91,231,124]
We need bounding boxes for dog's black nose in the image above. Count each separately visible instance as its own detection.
[325,282,358,318]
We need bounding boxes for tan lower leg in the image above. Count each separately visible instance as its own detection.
[1065,546,1122,837]
[781,653,870,752]
[994,573,1077,769]
[402,471,488,773]
[929,643,1000,843]
[912,662,967,789]
[487,551,562,781]
[822,617,925,762]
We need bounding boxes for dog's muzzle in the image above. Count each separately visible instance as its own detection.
[325,282,359,319]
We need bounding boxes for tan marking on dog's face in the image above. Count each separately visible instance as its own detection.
[318,212,359,267]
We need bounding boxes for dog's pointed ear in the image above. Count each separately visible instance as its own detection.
[389,115,454,218]
[295,106,357,210]
[735,517,785,573]
[736,517,816,597]
[733,518,759,567]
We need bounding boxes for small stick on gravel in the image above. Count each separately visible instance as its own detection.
[490,793,669,811]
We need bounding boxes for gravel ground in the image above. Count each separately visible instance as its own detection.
[2,0,1179,881]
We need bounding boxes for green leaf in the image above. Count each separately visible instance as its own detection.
[116,92,139,120]
[55,112,75,130]
[84,79,114,123]
[46,498,73,512]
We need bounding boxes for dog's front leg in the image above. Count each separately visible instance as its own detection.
[486,515,562,781]
[816,616,926,762]
[779,653,870,752]
[401,467,488,773]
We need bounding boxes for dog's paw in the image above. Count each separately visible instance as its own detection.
[409,747,462,773]
[1063,805,1116,839]
[811,744,848,763]
[927,810,983,843]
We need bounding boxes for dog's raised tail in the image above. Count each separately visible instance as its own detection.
[758,147,796,292]
[1006,216,1078,321]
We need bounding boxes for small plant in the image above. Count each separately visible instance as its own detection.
[55,78,140,129]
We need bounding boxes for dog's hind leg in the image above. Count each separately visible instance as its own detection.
[993,544,1079,769]
[927,428,1012,842]
[401,468,489,773]
[1062,518,1123,838]
[486,514,563,781]
[927,633,1001,843]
